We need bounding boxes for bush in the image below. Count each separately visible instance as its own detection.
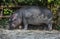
[3,8,13,15]
[0,18,9,29]
[55,25,60,30]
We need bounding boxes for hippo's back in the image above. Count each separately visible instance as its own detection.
[21,6,53,25]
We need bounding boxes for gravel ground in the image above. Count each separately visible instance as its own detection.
[0,29,60,39]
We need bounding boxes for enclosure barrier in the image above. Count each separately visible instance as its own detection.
[0,6,25,19]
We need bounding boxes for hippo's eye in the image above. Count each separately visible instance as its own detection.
[47,15,51,19]
[12,21,16,24]
[11,18,16,22]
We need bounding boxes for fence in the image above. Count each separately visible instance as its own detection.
[0,6,25,19]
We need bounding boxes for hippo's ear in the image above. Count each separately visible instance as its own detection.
[12,13,18,21]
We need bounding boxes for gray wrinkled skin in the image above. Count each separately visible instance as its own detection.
[9,6,53,30]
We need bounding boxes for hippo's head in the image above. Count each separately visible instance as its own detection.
[9,13,22,29]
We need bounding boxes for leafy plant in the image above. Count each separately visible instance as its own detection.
[0,18,9,28]
[55,25,60,30]
[3,8,13,15]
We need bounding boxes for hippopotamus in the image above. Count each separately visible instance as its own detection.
[9,6,53,30]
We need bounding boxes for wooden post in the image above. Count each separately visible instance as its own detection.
[0,6,3,20]
[0,11,3,20]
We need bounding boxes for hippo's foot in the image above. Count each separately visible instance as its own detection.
[48,23,52,31]
[24,24,28,30]
[8,26,15,30]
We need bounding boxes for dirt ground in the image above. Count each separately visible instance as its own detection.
[0,29,60,39]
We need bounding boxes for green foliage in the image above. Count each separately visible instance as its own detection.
[3,8,13,15]
[0,0,60,7]
[0,18,9,28]
[55,25,60,30]
[15,0,39,5]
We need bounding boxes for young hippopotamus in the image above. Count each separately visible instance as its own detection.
[9,6,53,30]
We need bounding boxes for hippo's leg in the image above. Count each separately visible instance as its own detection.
[44,24,48,30]
[48,23,52,30]
[23,18,28,30]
